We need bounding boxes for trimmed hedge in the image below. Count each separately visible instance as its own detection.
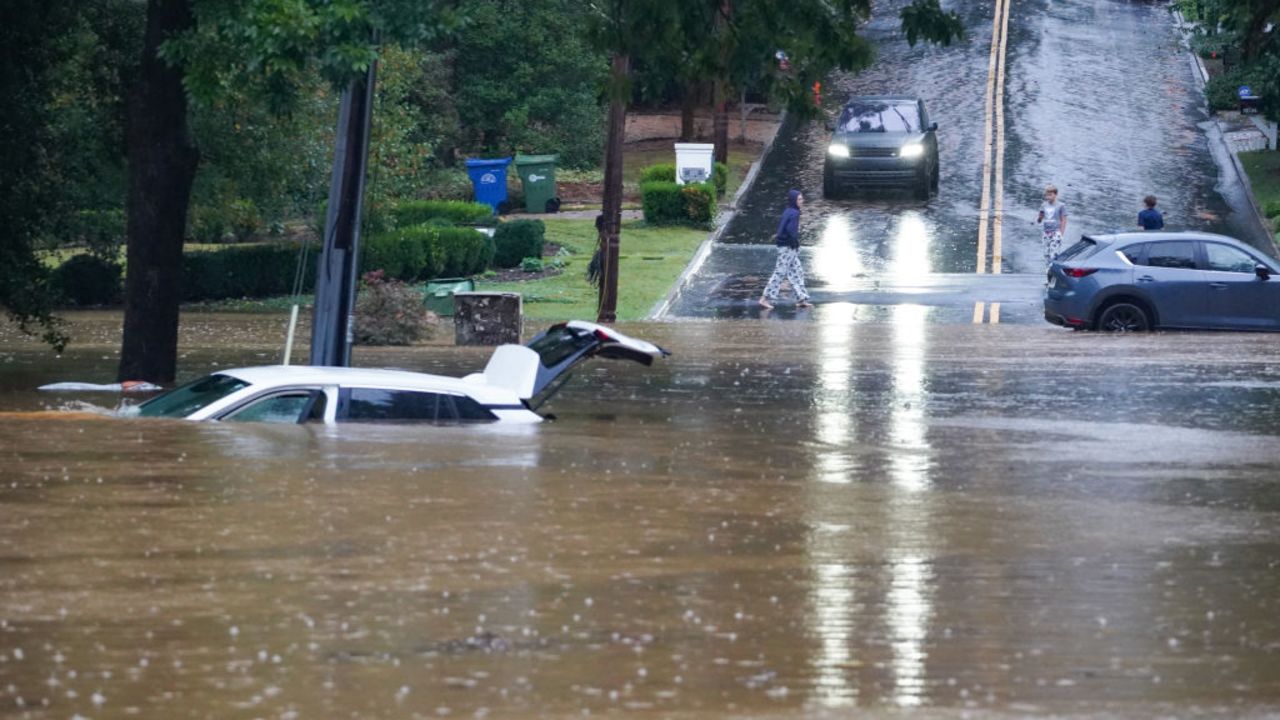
[641,181,716,226]
[182,243,312,302]
[492,219,546,268]
[51,254,122,306]
[639,161,728,196]
[361,225,492,281]
[179,225,491,302]
[390,199,496,228]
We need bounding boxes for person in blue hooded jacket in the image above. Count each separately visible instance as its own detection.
[759,189,812,309]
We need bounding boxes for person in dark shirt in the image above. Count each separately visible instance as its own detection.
[1138,195,1164,230]
[759,189,812,309]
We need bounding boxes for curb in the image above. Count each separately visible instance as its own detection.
[1173,9,1275,251]
[647,114,788,320]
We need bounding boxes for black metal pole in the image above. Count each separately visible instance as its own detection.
[309,60,378,367]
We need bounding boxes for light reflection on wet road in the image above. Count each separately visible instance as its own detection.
[668,0,1269,320]
[4,315,1280,717]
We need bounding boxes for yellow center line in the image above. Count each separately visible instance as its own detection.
[974,0,1004,275]
[991,0,1011,274]
[972,301,986,324]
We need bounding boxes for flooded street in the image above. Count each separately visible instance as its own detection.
[5,313,1280,717]
[668,0,1270,319]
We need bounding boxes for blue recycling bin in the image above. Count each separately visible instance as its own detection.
[464,157,513,214]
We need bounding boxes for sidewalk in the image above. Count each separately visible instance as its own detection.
[1173,10,1277,248]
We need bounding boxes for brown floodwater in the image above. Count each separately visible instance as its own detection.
[3,310,1280,718]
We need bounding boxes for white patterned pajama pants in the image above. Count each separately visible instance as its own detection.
[1043,231,1064,266]
[763,246,810,302]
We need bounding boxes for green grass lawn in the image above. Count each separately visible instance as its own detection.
[477,218,705,321]
[1239,150,1280,242]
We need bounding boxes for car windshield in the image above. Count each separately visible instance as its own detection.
[838,101,921,133]
[136,373,249,418]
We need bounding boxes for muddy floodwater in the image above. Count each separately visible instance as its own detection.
[3,311,1280,718]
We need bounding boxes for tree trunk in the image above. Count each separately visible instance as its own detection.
[711,0,732,165]
[597,52,629,324]
[117,0,198,383]
[680,82,698,141]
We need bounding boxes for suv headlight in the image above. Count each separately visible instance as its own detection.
[827,144,850,158]
[899,143,924,158]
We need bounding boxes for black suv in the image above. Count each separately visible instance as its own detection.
[823,96,939,200]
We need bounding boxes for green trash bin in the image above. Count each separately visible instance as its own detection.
[423,277,475,317]
[515,154,559,214]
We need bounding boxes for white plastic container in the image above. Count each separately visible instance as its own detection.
[674,143,715,185]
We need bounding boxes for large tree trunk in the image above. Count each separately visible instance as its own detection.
[711,0,732,165]
[680,81,698,141]
[117,0,198,383]
[597,52,629,324]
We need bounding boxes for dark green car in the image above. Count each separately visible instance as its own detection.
[823,95,939,200]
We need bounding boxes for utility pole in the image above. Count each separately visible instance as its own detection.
[309,60,377,366]
[597,52,629,324]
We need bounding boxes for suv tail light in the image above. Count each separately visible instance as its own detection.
[1064,268,1098,278]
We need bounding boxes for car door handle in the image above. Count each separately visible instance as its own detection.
[1137,275,1156,283]
[1209,282,1228,289]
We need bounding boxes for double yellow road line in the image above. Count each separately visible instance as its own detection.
[974,0,1013,322]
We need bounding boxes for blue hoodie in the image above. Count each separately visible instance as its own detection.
[775,189,801,249]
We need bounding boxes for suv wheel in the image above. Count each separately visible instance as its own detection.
[930,163,940,192]
[1096,302,1151,332]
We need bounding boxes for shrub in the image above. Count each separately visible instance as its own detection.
[521,257,544,272]
[362,226,435,281]
[391,199,495,228]
[51,254,122,306]
[492,219,546,268]
[190,205,229,244]
[353,270,438,346]
[1264,200,1280,219]
[182,243,311,301]
[434,227,494,277]
[640,161,726,195]
[682,183,716,224]
[642,180,716,226]
[640,163,676,184]
[229,199,263,242]
[1205,66,1265,111]
[713,161,729,196]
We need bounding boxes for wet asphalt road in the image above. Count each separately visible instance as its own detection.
[4,314,1280,717]
[666,0,1271,320]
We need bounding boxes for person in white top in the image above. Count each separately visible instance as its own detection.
[1035,184,1068,266]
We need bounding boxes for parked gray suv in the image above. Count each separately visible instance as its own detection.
[1043,231,1280,331]
[823,96,939,200]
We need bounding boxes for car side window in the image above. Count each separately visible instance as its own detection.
[225,392,315,423]
[1204,243,1258,274]
[1120,243,1146,265]
[1143,241,1197,269]
[338,388,495,423]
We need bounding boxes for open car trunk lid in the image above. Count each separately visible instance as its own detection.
[469,321,670,410]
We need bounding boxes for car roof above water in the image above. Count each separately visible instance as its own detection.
[1088,230,1246,246]
[215,365,486,396]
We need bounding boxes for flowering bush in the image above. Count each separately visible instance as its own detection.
[354,270,439,346]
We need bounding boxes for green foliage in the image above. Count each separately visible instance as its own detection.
[521,257,546,272]
[190,204,229,244]
[391,199,495,227]
[641,180,716,226]
[68,209,127,260]
[51,255,122,307]
[1265,200,1280,219]
[354,270,439,346]
[182,244,314,302]
[229,199,263,242]
[713,162,729,196]
[453,0,606,169]
[640,164,676,183]
[1205,65,1267,110]
[900,0,966,47]
[361,225,492,280]
[493,220,547,268]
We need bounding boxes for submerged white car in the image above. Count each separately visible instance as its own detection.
[130,321,669,425]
